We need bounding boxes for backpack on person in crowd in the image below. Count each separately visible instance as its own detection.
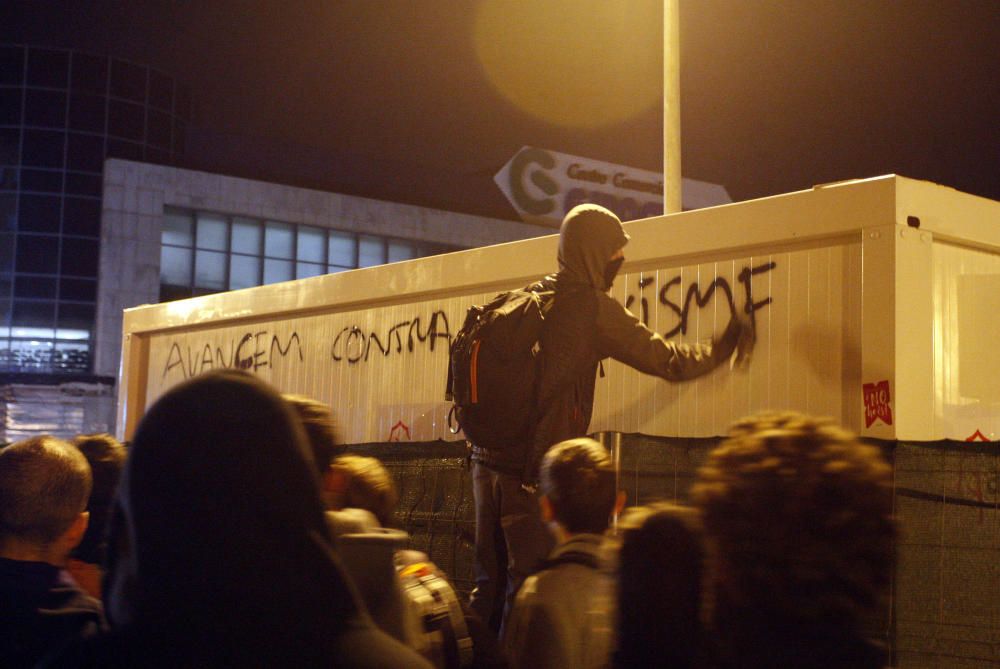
[398,562,474,669]
[445,284,554,451]
[538,549,601,571]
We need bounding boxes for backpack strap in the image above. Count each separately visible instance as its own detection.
[539,549,601,571]
[531,279,557,315]
[445,351,455,401]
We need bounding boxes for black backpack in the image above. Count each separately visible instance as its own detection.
[445,284,554,450]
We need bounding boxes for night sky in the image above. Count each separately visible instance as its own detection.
[4,0,999,220]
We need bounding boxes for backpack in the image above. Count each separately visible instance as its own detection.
[445,284,554,450]
[398,562,474,669]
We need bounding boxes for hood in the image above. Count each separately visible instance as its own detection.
[106,369,360,634]
[557,203,630,290]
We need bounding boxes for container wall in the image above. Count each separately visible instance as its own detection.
[146,291,484,444]
[595,242,860,437]
[143,240,862,444]
[931,240,1000,441]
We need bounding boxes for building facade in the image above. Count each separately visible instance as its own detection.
[94,159,550,381]
[0,43,193,441]
[1,43,189,380]
[2,147,548,442]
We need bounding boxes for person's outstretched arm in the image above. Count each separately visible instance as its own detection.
[594,292,750,381]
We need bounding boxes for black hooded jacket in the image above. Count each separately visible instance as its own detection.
[472,204,742,480]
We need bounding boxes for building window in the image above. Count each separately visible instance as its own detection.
[70,53,108,95]
[358,235,386,268]
[26,49,69,89]
[158,207,461,302]
[24,88,67,128]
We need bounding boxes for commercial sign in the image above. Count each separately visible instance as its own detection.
[493,146,732,226]
[495,146,666,227]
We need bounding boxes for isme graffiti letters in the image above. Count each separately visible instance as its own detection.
[625,261,777,336]
[332,310,451,365]
[162,331,303,380]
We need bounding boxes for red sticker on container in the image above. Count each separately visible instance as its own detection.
[863,380,893,428]
[965,429,989,442]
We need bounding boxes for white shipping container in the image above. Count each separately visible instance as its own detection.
[117,175,1000,444]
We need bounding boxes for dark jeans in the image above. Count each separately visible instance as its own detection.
[468,462,554,636]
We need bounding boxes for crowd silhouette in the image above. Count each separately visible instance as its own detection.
[0,370,895,668]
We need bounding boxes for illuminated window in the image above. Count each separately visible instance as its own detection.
[158,207,460,302]
[388,240,417,262]
[358,235,385,268]
[229,255,260,290]
[264,221,294,259]
[327,231,356,271]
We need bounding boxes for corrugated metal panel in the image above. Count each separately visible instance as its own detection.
[591,245,857,437]
[145,293,480,444]
[144,243,861,444]
[842,242,864,432]
[931,241,1000,440]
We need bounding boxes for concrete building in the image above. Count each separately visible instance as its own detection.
[93,159,551,383]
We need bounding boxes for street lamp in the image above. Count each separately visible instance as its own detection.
[664,0,681,214]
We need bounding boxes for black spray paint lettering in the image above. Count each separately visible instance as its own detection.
[624,276,657,325]
[162,331,304,380]
[624,261,777,336]
[332,311,451,364]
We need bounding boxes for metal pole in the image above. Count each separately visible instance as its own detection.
[597,431,624,530]
[664,0,682,213]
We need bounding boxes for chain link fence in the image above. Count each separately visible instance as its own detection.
[357,434,1000,667]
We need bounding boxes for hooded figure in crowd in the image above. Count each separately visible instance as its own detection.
[469,203,754,633]
[47,369,430,668]
[613,503,707,669]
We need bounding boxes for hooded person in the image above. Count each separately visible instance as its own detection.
[468,203,753,634]
[45,369,431,669]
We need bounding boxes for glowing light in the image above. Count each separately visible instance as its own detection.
[473,0,661,129]
[55,329,91,341]
[12,327,56,339]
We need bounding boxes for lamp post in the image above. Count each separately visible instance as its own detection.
[664,0,681,213]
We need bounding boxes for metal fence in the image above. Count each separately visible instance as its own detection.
[893,440,1000,667]
[357,434,1000,668]
[350,440,477,595]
